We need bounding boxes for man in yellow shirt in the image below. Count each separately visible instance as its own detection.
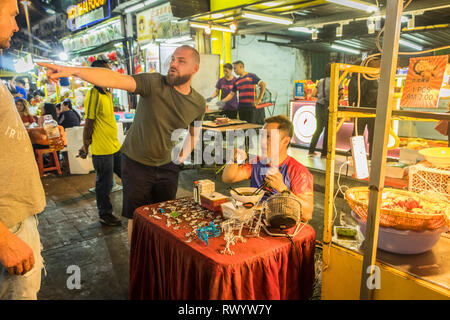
[79,60,122,226]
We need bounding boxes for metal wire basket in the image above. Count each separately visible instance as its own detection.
[262,193,303,237]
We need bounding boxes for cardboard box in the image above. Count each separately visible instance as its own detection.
[200,192,229,213]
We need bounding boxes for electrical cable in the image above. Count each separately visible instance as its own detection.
[352,0,450,138]
[333,161,351,227]
[285,231,303,294]
[323,160,351,272]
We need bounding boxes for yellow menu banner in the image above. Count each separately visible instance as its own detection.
[400,55,448,108]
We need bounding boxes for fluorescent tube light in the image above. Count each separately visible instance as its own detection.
[165,36,193,44]
[288,26,313,33]
[124,0,158,14]
[263,1,282,7]
[241,10,293,25]
[399,39,422,51]
[211,13,224,19]
[190,22,209,29]
[190,22,234,33]
[331,44,361,54]
[124,3,144,14]
[211,25,234,33]
[326,0,378,13]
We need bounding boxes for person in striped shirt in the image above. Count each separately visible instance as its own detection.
[219,60,266,124]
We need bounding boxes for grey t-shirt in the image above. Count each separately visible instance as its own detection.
[121,73,206,166]
[0,82,46,228]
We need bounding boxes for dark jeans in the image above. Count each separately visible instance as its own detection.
[309,105,328,157]
[238,105,265,124]
[357,117,375,158]
[92,151,122,217]
[223,109,238,119]
[121,154,181,219]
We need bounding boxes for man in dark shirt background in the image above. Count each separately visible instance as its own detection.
[206,63,238,119]
[220,61,266,124]
[348,59,380,159]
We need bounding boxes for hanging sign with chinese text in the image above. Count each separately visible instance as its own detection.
[137,2,174,43]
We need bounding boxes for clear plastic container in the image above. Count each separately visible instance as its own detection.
[43,115,64,151]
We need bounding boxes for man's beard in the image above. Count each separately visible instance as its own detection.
[167,72,191,86]
[0,38,10,49]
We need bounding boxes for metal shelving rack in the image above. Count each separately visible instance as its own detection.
[321,0,449,300]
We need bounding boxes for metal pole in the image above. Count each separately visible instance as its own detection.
[359,0,403,300]
[21,1,33,53]
[323,63,341,246]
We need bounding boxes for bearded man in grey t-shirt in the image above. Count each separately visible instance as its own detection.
[0,0,46,300]
[39,45,206,243]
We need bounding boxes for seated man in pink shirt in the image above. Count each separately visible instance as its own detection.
[222,115,314,222]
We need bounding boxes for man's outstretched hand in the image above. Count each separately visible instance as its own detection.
[0,231,35,276]
[38,63,77,84]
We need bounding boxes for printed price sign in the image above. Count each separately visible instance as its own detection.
[400,55,448,108]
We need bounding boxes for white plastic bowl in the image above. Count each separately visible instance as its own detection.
[230,187,264,205]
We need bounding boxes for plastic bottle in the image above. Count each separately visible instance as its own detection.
[43,115,64,151]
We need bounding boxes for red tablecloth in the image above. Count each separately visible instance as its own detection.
[129,198,316,300]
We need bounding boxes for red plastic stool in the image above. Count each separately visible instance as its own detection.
[35,149,62,177]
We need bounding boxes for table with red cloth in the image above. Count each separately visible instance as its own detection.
[129,198,316,300]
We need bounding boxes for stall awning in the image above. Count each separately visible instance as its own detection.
[184,0,450,54]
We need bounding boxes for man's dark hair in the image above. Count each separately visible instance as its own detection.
[264,115,294,139]
[17,79,26,86]
[91,59,110,68]
[223,63,233,70]
[232,60,244,68]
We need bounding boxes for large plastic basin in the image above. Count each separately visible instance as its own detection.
[352,211,447,254]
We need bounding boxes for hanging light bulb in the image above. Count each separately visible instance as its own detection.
[407,14,415,29]
[336,24,343,37]
[367,18,375,34]
[312,27,318,40]
[205,24,212,35]
[230,20,238,33]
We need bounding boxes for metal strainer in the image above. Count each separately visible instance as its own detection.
[262,193,304,237]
